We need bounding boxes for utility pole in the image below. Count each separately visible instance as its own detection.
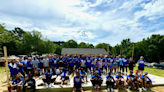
[107,44,109,55]
[3,46,9,86]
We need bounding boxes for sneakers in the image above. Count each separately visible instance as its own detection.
[111,88,114,92]
[148,87,151,90]
[107,88,110,92]
[142,87,147,91]
[97,88,100,91]
[117,88,119,92]
[134,87,136,90]
[128,86,131,90]
[95,88,97,91]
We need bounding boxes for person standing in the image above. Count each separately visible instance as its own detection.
[129,57,135,72]
[43,56,49,73]
[137,56,146,75]
[122,56,129,75]
[119,55,123,73]
[97,59,103,72]
[8,60,19,80]
[73,72,83,92]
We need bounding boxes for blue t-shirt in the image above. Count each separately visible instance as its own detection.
[79,70,85,75]
[45,72,53,79]
[106,75,114,81]
[18,61,24,73]
[39,59,43,67]
[53,59,58,67]
[119,58,123,66]
[91,75,102,80]
[127,74,134,81]
[74,76,82,85]
[68,58,74,66]
[26,60,32,68]
[109,63,113,69]
[109,58,114,63]
[141,75,152,82]
[76,59,81,66]
[122,58,129,66]
[115,75,124,79]
[94,68,101,73]
[104,62,108,68]
[115,58,120,65]
[8,63,19,75]
[49,58,54,66]
[12,78,23,84]
[86,58,92,67]
[137,59,146,68]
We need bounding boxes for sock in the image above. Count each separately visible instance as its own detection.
[45,83,48,87]
[94,86,96,88]
[128,86,131,88]
[107,88,110,91]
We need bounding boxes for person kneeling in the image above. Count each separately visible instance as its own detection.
[90,72,103,91]
[142,72,152,91]
[73,72,83,92]
[106,72,115,92]
[33,66,41,76]
[23,74,36,92]
[59,69,69,87]
[127,70,139,90]
[42,69,54,88]
[115,72,127,91]
[8,74,23,92]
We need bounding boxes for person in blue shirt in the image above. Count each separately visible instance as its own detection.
[42,69,54,88]
[115,56,120,70]
[75,57,81,71]
[115,72,127,91]
[86,56,92,73]
[118,55,123,74]
[93,66,101,76]
[53,56,58,68]
[68,55,74,74]
[127,70,139,90]
[73,72,83,92]
[106,72,115,92]
[49,56,54,68]
[142,72,152,91]
[8,74,23,92]
[137,56,146,75]
[122,56,129,75]
[92,60,97,74]
[33,66,41,76]
[8,60,19,80]
[90,72,103,91]
[16,59,25,79]
[26,57,33,75]
[103,60,109,74]
[79,68,88,82]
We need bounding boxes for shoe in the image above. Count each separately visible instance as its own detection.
[142,87,147,91]
[107,88,110,92]
[128,86,131,90]
[117,88,119,92]
[134,87,136,90]
[148,87,151,90]
[111,88,114,92]
[123,88,127,91]
[97,88,100,91]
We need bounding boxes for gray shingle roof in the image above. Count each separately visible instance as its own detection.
[61,48,108,55]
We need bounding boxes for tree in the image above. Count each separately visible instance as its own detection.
[63,39,78,48]
[96,43,112,54]
[78,42,87,48]
[86,43,94,48]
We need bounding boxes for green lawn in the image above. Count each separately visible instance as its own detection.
[128,65,164,77]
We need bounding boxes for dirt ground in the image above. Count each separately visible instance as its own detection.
[0,69,164,92]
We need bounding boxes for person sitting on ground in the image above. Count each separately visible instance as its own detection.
[79,68,88,83]
[42,69,54,88]
[8,74,23,92]
[90,72,103,91]
[106,72,115,92]
[127,70,139,90]
[33,66,40,76]
[73,72,83,92]
[142,72,152,91]
[59,67,69,87]
[8,59,19,80]
[23,74,36,92]
[134,70,146,91]
[115,72,127,91]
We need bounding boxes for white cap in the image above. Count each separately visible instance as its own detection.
[140,56,144,58]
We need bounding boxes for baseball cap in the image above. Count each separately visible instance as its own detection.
[145,72,148,75]
[140,56,144,58]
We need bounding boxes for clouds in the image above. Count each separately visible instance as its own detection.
[0,0,164,46]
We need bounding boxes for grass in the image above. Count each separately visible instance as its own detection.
[126,65,164,77]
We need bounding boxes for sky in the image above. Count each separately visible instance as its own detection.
[0,0,164,46]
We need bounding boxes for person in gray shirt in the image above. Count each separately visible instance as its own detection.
[43,56,49,72]
[31,57,39,69]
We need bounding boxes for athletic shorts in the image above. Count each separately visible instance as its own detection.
[74,84,82,88]
[138,67,144,70]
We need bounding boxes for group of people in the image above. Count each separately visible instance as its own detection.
[7,54,152,92]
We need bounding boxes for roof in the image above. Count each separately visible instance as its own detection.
[61,48,108,55]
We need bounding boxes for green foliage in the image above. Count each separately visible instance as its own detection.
[96,43,112,54]
[78,42,87,48]
[63,39,78,48]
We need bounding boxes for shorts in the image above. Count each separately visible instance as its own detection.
[76,66,80,69]
[104,67,107,69]
[11,74,17,80]
[138,67,144,70]
[27,69,33,71]
[106,81,114,85]
[61,76,69,81]
[74,84,82,88]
